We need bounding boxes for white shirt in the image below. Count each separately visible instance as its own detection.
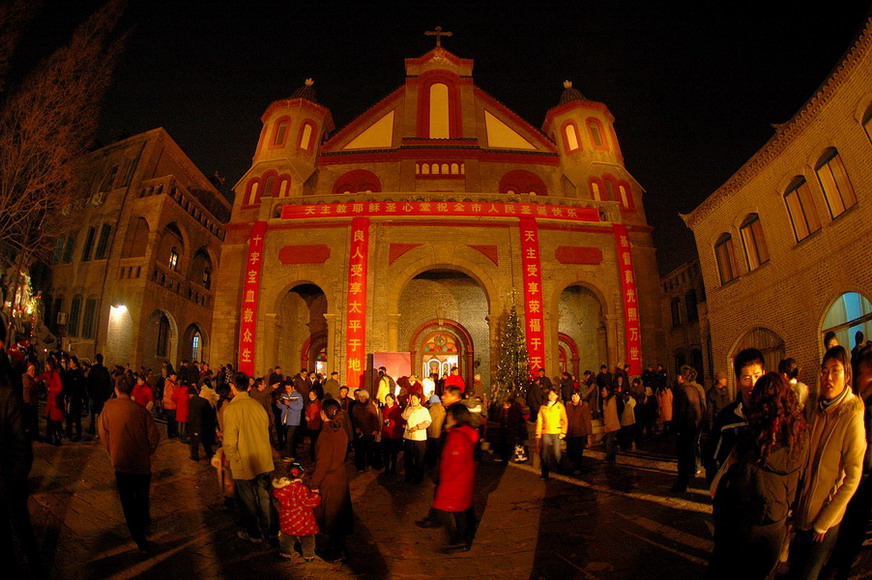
[402,405,431,441]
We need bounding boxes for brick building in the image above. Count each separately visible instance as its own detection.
[660,259,712,385]
[683,18,872,391]
[211,45,665,388]
[47,128,230,369]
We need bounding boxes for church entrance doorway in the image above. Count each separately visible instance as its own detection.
[398,270,489,385]
[277,283,327,373]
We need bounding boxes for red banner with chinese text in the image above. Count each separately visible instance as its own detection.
[281,200,600,222]
[238,221,268,377]
[345,218,370,388]
[613,225,642,376]
[519,218,546,373]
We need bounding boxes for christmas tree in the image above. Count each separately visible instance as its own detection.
[491,305,530,403]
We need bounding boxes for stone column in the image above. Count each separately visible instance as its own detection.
[324,312,338,374]
[262,312,278,376]
[605,313,619,370]
[387,313,401,352]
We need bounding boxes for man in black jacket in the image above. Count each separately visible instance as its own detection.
[87,353,113,436]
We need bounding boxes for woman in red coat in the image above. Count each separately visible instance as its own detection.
[38,359,64,446]
[380,393,405,474]
[430,403,478,552]
[172,382,191,442]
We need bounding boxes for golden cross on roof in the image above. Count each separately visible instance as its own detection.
[425,26,452,48]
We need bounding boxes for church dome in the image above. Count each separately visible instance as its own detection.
[291,78,318,103]
[558,80,587,105]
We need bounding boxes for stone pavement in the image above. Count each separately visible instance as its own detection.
[17,425,871,579]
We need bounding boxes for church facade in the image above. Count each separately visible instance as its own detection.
[210,45,664,389]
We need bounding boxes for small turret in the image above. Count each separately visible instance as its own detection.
[233,79,335,212]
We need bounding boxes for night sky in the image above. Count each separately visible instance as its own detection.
[20,0,872,274]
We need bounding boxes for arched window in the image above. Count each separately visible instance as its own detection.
[498,170,548,196]
[263,174,277,196]
[587,118,607,149]
[99,166,118,192]
[784,177,821,242]
[81,296,98,339]
[157,313,170,357]
[671,297,682,328]
[822,292,872,353]
[562,121,580,153]
[588,178,603,201]
[417,72,461,139]
[68,295,83,337]
[191,331,202,360]
[617,181,634,210]
[740,213,769,270]
[271,117,290,147]
[429,83,450,139]
[816,148,856,218]
[298,120,317,151]
[244,179,260,207]
[714,233,738,285]
[168,247,179,271]
[685,290,698,322]
[332,169,382,194]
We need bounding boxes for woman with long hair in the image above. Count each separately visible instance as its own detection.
[790,346,865,579]
[708,372,808,579]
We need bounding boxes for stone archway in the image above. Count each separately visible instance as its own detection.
[397,269,490,385]
[276,283,327,373]
[558,332,580,379]
[143,309,178,370]
[408,319,475,384]
[557,284,607,375]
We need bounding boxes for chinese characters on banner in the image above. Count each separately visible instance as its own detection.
[281,200,600,223]
[238,221,268,376]
[613,225,642,376]
[519,218,546,373]
[345,218,370,388]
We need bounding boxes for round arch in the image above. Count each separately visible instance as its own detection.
[726,325,786,399]
[558,332,580,379]
[301,330,328,373]
[385,252,500,316]
[145,309,179,369]
[408,319,475,385]
[819,290,872,356]
[182,323,207,362]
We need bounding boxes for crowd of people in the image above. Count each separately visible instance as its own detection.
[0,333,869,578]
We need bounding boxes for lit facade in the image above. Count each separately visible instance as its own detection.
[47,128,230,369]
[211,47,665,386]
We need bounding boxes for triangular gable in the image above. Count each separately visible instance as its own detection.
[343,110,395,150]
[323,86,404,153]
[474,87,558,153]
[484,111,536,150]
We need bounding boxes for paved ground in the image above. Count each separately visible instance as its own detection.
[15,422,871,579]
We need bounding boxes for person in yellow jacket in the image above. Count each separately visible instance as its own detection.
[535,389,568,479]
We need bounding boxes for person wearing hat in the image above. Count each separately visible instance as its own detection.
[272,461,320,561]
[705,370,732,434]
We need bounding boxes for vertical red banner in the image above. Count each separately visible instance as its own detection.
[613,225,642,376]
[519,218,546,373]
[345,218,370,388]
[239,221,268,377]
